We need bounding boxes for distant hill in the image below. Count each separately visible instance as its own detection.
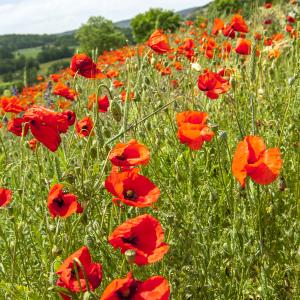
[0,4,210,50]
[114,5,210,29]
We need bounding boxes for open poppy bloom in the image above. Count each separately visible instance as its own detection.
[88,94,110,112]
[56,246,102,299]
[212,18,224,35]
[0,188,12,207]
[100,272,170,300]
[230,14,249,33]
[147,30,171,54]
[232,136,282,188]
[105,167,160,207]
[53,82,77,101]
[176,111,214,150]
[22,106,72,152]
[108,214,169,265]
[109,139,150,167]
[75,116,94,137]
[47,184,83,218]
[70,53,98,78]
[197,70,230,99]
[235,38,251,55]
[0,96,27,113]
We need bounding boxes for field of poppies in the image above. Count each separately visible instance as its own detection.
[0,1,299,299]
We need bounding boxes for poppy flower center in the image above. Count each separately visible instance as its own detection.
[54,197,64,208]
[124,190,137,200]
[122,236,138,246]
[81,125,88,131]
[116,282,139,299]
[116,154,126,161]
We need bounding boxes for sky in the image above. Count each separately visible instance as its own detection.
[0,0,212,35]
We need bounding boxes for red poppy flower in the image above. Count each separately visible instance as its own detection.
[147,30,170,54]
[70,53,98,78]
[212,18,224,35]
[286,15,296,23]
[235,38,251,55]
[100,272,170,300]
[62,110,76,126]
[7,117,29,136]
[47,183,83,218]
[197,70,230,99]
[176,111,214,150]
[75,116,94,137]
[113,80,124,88]
[56,246,102,298]
[105,167,160,207]
[222,24,235,39]
[87,94,110,112]
[23,106,71,152]
[28,138,38,151]
[108,214,169,265]
[53,82,77,101]
[109,139,150,167]
[0,188,12,207]
[230,14,249,33]
[264,2,272,9]
[50,73,61,82]
[232,136,282,188]
[0,96,26,113]
[121,90,135,102]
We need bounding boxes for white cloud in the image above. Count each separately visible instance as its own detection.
[0,0,211,34]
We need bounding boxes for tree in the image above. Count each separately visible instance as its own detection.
[208,0,266,16]
[131,8,181,43]
[76,16,126,54]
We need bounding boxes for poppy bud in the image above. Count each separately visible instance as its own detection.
[111,101,122,122]
[52,245,62,256]
[125,249,136,264]
[230,77,236,89]
[150,56,156,65]
[90,146,97,159]
[209,190,218,201]
[103,127,111,138]
[279,176,287,191]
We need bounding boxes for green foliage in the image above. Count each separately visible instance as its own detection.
[131,8,181,43]
[37,46,73,63]
[76,16,126,54]
[0,33,77,51]
[208,0,265,16]
[46,60,70,75]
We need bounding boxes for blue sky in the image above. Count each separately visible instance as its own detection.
[0,0,212,34]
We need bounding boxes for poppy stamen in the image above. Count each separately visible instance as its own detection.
[124,190,137,201]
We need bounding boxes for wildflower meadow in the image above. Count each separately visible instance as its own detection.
[0,1,299,299]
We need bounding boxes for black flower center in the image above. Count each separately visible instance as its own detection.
[124,190,137,200]
[122,236,138,246]
[54,197,64,208]
[116,154,126,161]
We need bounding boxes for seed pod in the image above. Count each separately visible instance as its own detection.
[111,101,122,122]
[125,249,136,264]
[103,127,111,138]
